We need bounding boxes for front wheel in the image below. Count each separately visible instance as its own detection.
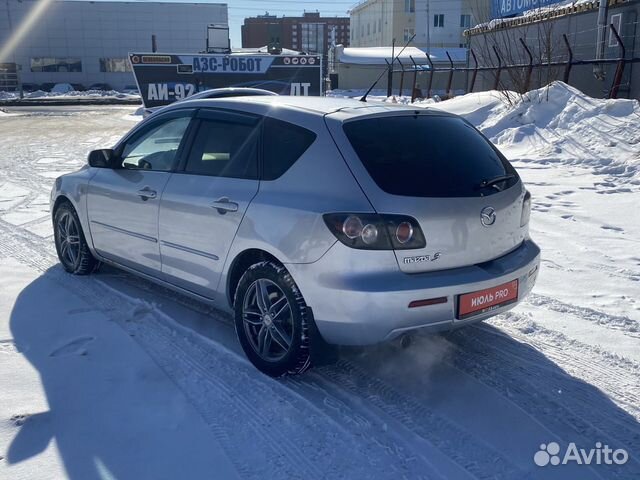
[234,261,311,377]
[53,202,99,275]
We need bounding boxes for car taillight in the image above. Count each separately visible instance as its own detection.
[323,213,426,250]
[521,190,532,227]
[395,222,414,244]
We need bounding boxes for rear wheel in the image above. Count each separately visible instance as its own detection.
[234,261,311,377]
[53,202,99,275]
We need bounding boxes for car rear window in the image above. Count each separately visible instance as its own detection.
[343,115,517,197]
[262,117,316,180]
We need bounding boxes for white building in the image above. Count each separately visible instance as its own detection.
[349,0,491,50]
[0,0,228,90]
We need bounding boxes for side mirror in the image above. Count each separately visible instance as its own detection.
[87,149,115,168]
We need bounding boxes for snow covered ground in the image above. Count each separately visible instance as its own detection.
[0,84,638,480]
[0,90,140,102]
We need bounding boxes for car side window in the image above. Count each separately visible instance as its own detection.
[185,119,259,179]
[120,116,191,171]
[262,117,316,180]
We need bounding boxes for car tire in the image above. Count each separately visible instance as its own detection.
[234,261,312,377]
[53,201,100,275]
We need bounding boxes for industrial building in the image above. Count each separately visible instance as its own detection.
[0,0,228,91]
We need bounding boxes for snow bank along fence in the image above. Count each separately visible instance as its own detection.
[391,0,640,102]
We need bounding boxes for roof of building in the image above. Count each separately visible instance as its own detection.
[337,47,468,65]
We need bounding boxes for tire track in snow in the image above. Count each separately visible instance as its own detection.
[582,262,640,284]
[286,375,444,480]
[486,314,640,416]
[526,293,640,336]
[484,314,640,422]
[315,361,524,480]
[447,319,640,478]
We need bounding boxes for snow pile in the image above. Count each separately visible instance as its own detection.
[50,83,74,94]
[428,82,640,183]
[0,89,140,100]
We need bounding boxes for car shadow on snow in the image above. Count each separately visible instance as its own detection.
[6,265,238,480]
[6,265,640,480]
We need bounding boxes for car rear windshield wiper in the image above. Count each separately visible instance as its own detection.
[479,174,515,191]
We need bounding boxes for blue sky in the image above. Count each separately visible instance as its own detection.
[226,1,352,47]
[80,0,352,48]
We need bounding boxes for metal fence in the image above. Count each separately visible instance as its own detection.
[386,23,640,102]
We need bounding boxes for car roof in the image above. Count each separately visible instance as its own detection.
[166,95,446,119]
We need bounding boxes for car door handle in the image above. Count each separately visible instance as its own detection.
[211,197,239,214]
[137,187,157,200]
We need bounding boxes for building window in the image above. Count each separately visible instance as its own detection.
[301,22,325,54]
[367,23,370,36]
[434,14,445,28]
[30,57,82,72]
[405,0,415,13]
[460,14,471,28]
[99,58,132,73]
[403,28,415,42]
[609,13,622,47]
[378,19,382,32]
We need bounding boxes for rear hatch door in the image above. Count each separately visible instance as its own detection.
[325,109,528,273]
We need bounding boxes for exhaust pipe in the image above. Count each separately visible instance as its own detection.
[400,334,413,349]
[593,0,609,80]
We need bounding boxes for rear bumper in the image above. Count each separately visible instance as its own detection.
[287,240,540,346]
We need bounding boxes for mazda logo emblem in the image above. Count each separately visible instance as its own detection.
[481,207,497,227]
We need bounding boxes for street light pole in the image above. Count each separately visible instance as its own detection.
[426,0,430,57]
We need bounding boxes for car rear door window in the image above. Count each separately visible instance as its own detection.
[185,119,260,179]
[343,115,517,197]
[262,117,316,180]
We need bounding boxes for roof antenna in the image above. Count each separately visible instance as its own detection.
[360,34,416,102]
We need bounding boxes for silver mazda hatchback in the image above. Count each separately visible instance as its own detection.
[51,95,540,376]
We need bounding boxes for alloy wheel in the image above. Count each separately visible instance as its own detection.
[242,278,293,362]
[56,211,81,268]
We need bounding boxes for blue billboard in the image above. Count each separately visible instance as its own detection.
[492,0,566,18]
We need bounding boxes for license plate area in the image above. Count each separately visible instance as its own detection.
[457,280,519,320]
